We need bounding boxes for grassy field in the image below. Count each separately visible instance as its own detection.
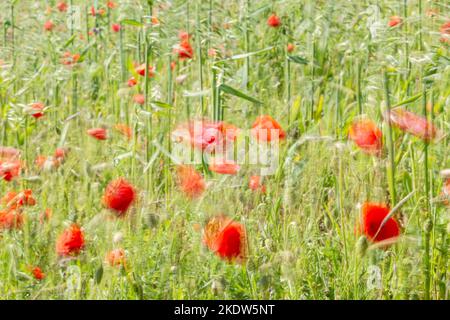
[0,0,448,300]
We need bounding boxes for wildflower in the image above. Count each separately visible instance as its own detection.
[133,94,145,105]
[135,63,155,78]
[348,119,383,155]
[0,147,20,161]
[174,32,193,60]
[107,1,117,9]
[31,267,46,281]
[249,175,266,193]
[56,224,85,257]
[61,52,80,65]
[388,16,402,27]
[103,178,136,216]
[360,202,400,244]
[287,43,295,53]
[251,115,286,142]
[57,2,68,12]
[112,23,121,33]
[2,190,36,209]
[0,160,21,182]
[176,165,205,199]
[203,215,247,262]
[127,77,137,87]
[440,21,450,43]
[44,20,55,32]
[87,128,108,140]
[54,147,68,161]
[172,120,239,153]
[114,124,132,140]
[209,158,240,175]
[0,210,24,230]
[29,102,45,119]
[106,248,126,267]
[267,14,281,28]
[384,107,438,142]
[208,48,217,58]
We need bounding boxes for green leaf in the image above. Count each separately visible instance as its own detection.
[287,55,309,65]
[219,84,262,105]
[392,92,423,108]
[150,101,173,109]
[62,34,76,49]
[121,19,143,27]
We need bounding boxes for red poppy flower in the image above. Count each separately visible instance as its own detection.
[172,120,239,153]
[107,1,117,9]
[174,39,194,60]
[287,43,295,53]
[30,102,45,119]
[440,21,450,43]
[103,178,136,216]
[57,2,68,12]
[114,124,132,140]
[31,267,46,280]
[0,210,24,230]
[384,107,438,142]
[106,248,126,267]
[135,64,155,78]
[54,147,68,161]
[209,158,240,175]
[267,14,281,28]
[388,16,402,27]
[348,119,383,155]
[251,115,286,142]
[87,128,108,140]
[0,147,20,161]
[133,94,145,105]
[127,77,137,87]
[178,31,190,41]
[56,224,85,257]
[2,190,36,210]
[61,52,80,65]
[44,21,55,32]
[0,160,21,182]
[112,23,121,33]
[176,165,205,199]
[361,202,400,243]
[203,215,247,262]
[249,175,266,193]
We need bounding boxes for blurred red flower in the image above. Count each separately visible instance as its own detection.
[30,102,45,119]
[107,1,117,9]
[31,267,46,281]
[348,119,383,155]
[2,190,36,210]
[44,21,55,32]
[56,224,85,257]
[249,175,266,193]
[87,128,108,140]
[251,115,286,142]
[287,43,295,53]
[114,124,133,140]
[0,210,24,230]
[209,158,240,175]
[388,16,402,27]
[106,248,126,267]
[128,77,137,87]
[176,165,205,199]
[133,94,145,105]
[135,63,155,78]
[112,23,121,33]
[267,14,281,28]
[384,107,438,142]
[0,160,21,182]
[361,202,400,244]
[203,215,247,262]
[103,178,136,216]
[57,2,68,12]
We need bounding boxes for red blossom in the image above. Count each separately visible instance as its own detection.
[87,128,108,140]
[103,178,136,216]
[348,119,383,156]
[56,224,85,257]
[251,115,286,142]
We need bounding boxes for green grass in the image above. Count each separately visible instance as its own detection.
[0,0,448,299]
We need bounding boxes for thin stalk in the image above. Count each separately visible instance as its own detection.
[382,70,397,206]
